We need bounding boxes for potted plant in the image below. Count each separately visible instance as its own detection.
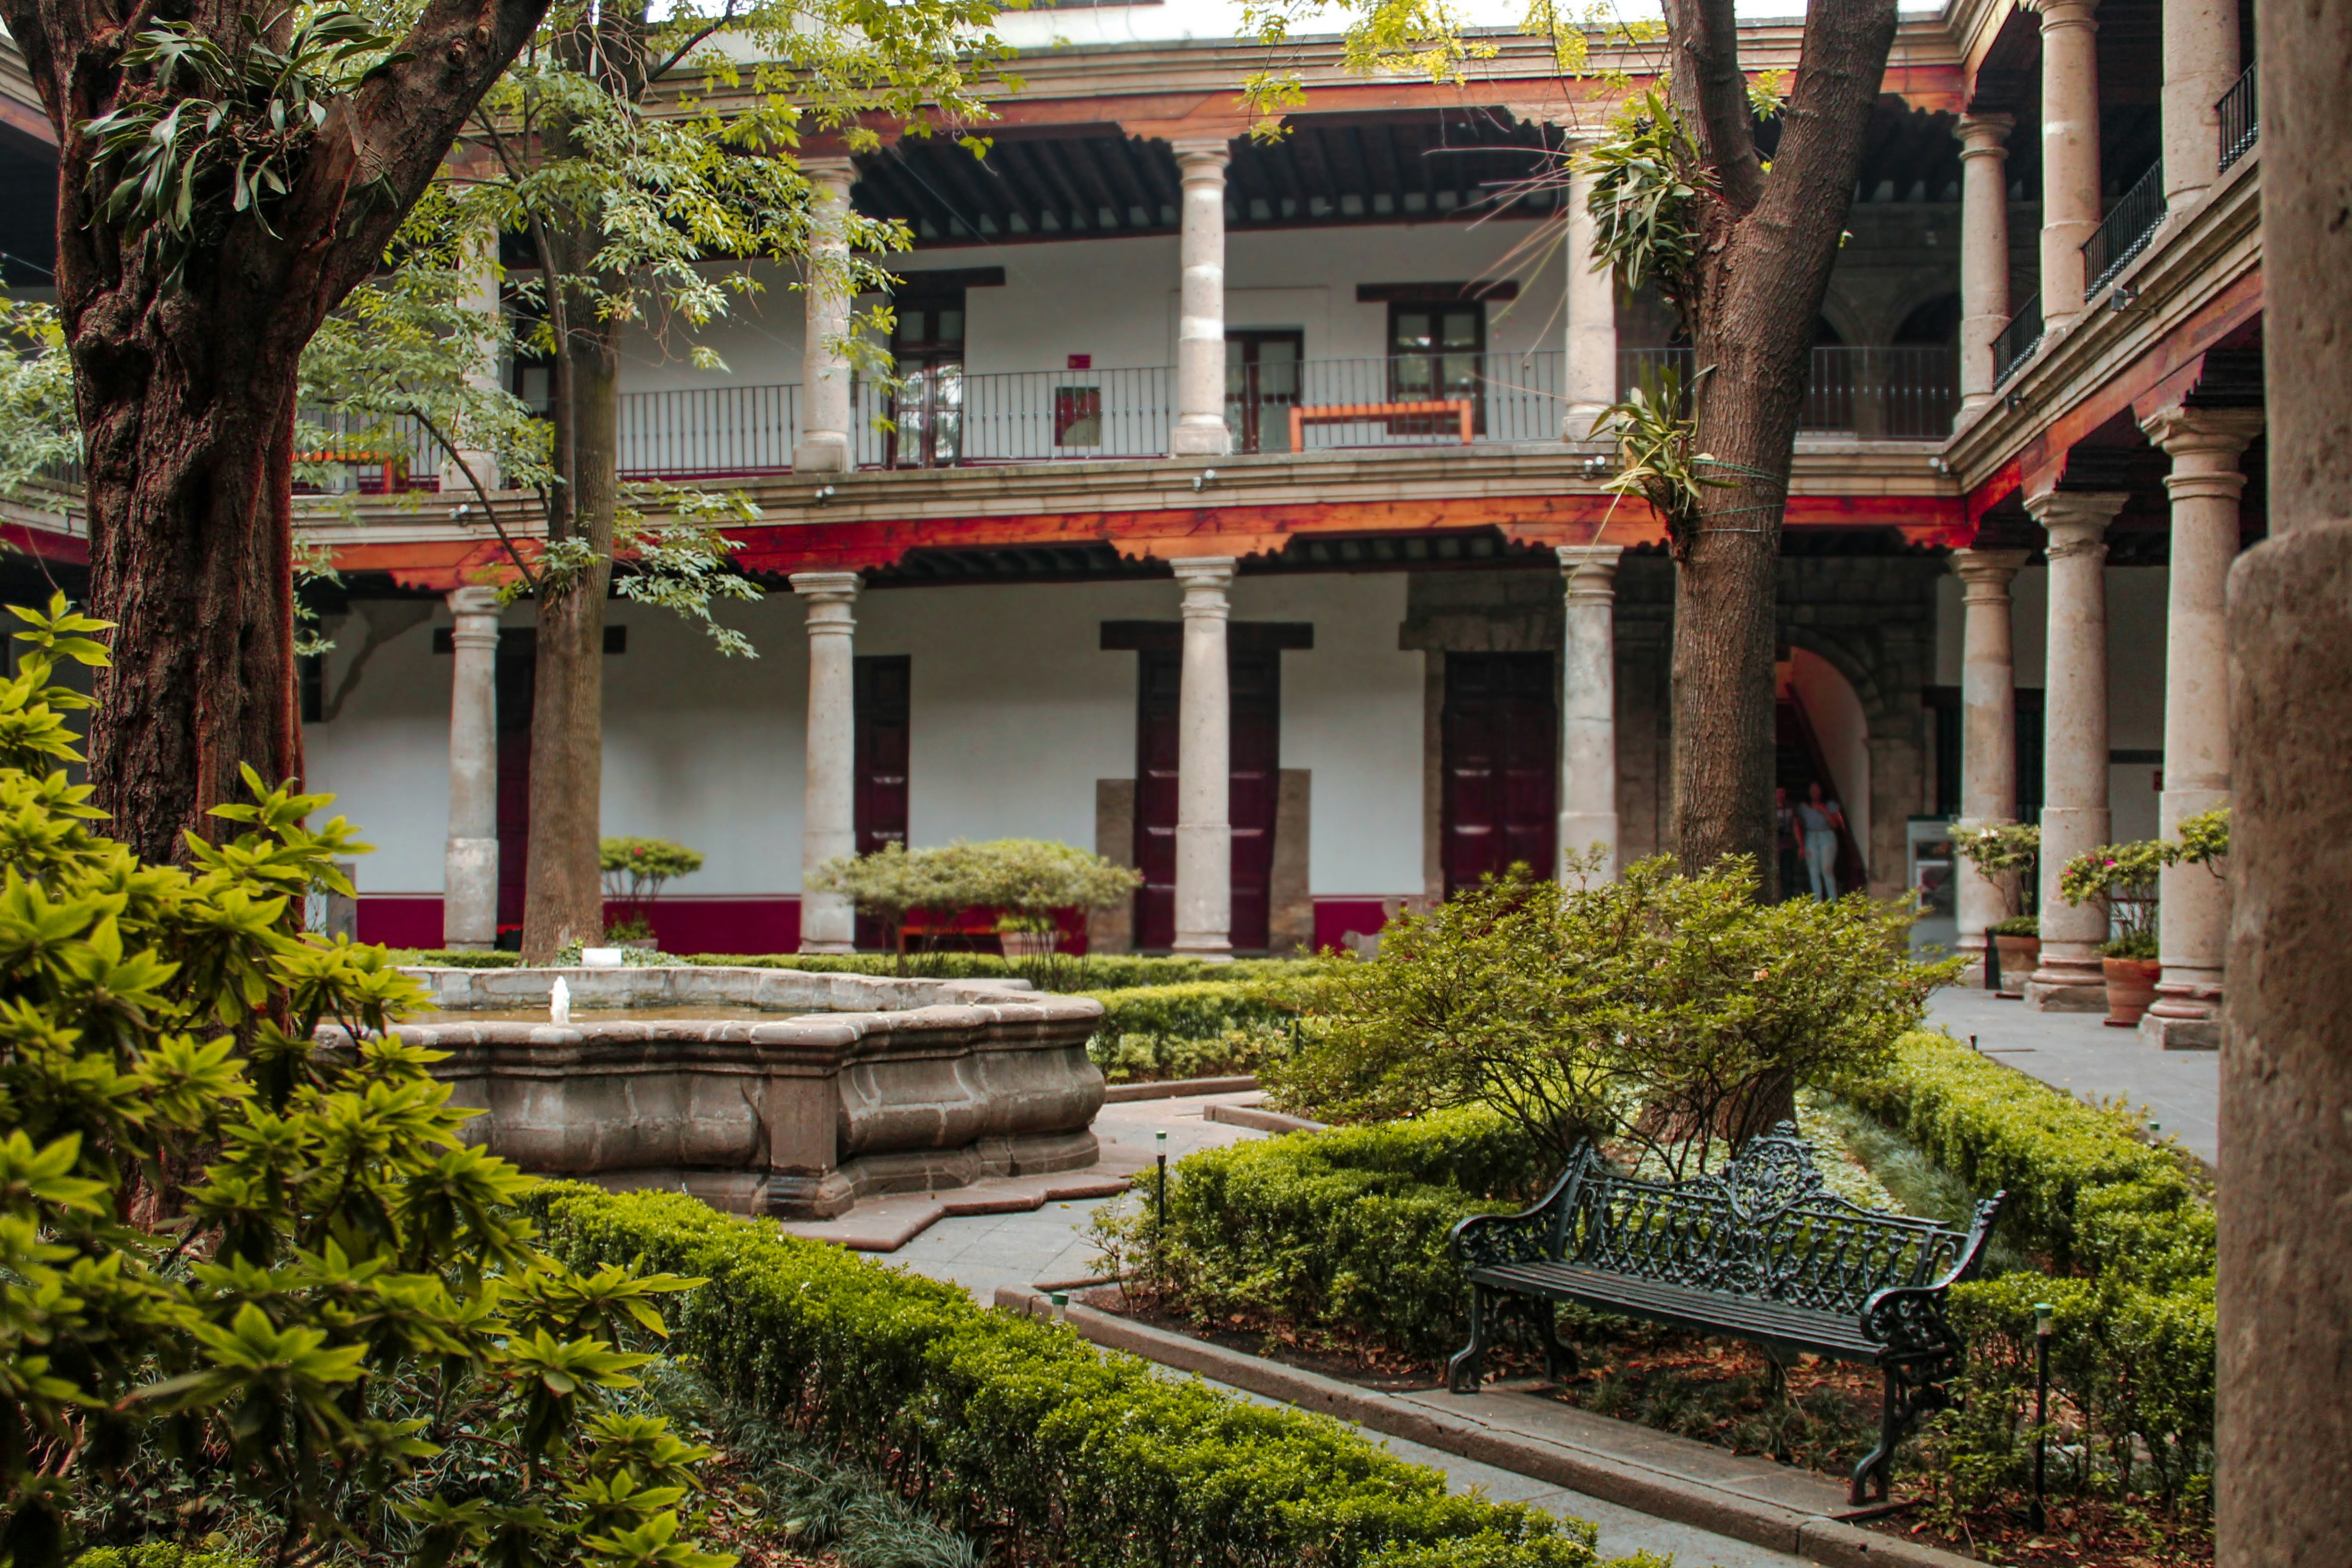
[2058,838,2168,1027]
[1984,912,2039,1000]
[598,836,705,951]
[1950,822,2040,993]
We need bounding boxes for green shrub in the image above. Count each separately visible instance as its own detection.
[1091,1107,1547,1359]
[1084,980,1289,1081]
[1986,913,2038,937]
[532,1185,1657,1568]
[0,598,719,1568]
[674,951,1323,994]
[1841,1031,2216,1511]
[1271,859,1957,1169]
[395,947,525,968]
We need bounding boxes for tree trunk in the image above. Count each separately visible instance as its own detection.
[1662,0,1896,898]
[0,0,556,863]
[72,267,308,864]
[519,297,621,962]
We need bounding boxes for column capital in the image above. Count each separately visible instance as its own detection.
[1170,556,1237,591]
[2024,488,2128,555]
[1949,547,2033,595]
[1556,544,1624,597]
[2139,404,2265,462]
[1955,113,2015,155]
[1171,141,1232,176]
[789,570,862,604]
[447,584,503,619]
[801,156,858,188]
[2035,0,2099,35]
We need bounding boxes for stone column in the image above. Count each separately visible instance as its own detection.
[1562,141,1617,439]
[1956,115,2014,414]
[1556,545,1623,877]
[2219,0,2352,1551]
[442,587,501,950]
[1170,143,1233,458]
[2139,406,2262,1046]
[1171,558,1235,960]
[2024,489,2128,1010]
[440,235,507,494]
[793,158,858,474]
[1949,549,2031,979]
[2038,0,2104,328]
[792,571,861,952]
[2161,0,2239,208]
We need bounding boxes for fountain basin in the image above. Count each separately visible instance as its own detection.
[327,966,1106,1219]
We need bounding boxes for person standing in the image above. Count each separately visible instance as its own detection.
[1795,781,1847,900]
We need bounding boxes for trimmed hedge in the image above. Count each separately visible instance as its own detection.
[1084,980,1291,1082]
[1841,1032,2217,1508]
[532,1185,1659,1568]
[1096,1106,1547,1359]
[393,948,525,968]
[677,952,1321,993]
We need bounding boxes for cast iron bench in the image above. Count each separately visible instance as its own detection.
[1445,1122,2004,1504]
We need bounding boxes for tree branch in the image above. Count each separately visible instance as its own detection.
[1661,0,1762,213]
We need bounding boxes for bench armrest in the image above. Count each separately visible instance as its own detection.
[1446,1147,1591,1270]
[1859,1284,1965,1373]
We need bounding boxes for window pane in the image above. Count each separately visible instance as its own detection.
[937,309,965,345]
[1392,309,1433,353]
[1442,309,1481,349]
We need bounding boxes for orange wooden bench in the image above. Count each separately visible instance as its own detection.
[1289,398,1474,448]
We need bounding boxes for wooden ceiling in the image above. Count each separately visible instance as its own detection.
[850,109,1568,246]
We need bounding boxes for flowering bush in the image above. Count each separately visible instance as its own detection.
[2058,838,2169,955]
[1949,821,2040,918]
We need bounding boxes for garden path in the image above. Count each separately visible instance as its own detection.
[1926,987,2219,1164]
[885,1091,1810,1568]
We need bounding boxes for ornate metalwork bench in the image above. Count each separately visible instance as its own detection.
[1445,1122,2004,1504]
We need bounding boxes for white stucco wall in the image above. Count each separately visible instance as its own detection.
[303,570,1428,901]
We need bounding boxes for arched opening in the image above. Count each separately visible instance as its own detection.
[1776,648,1871,896]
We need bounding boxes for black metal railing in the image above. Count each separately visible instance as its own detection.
[2083,161,2167,296]
[1992,294,2044,388]
[2218,62,2258,173]
[1614,345,1955,438]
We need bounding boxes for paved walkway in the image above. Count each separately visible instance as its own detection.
[880,1091,1804,1567]
[1927,986,2220,1163]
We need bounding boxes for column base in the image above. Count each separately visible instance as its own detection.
[792,439,851,474]
[797,941,856,956]
[440,940,495,953]
[1169,420,1232,457]
[2025,949,2109,1011]
[1170,937,1235,963]
[2140,1011,2222,1050]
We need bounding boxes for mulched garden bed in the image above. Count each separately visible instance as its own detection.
[1089,1287,2211,1567]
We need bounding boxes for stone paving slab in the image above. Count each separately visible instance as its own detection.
[1927,987,2219,1163]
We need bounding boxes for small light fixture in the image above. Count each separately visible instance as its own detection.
[1191,468,1218,493]
[812,484,837,503]
[2109,284,2139,312]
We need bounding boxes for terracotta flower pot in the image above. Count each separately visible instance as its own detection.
[2102,956,2163,1028]
[999,930,1060,960]
[1993,935,2039,998]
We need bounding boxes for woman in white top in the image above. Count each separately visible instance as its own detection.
[1794,781,1847,900]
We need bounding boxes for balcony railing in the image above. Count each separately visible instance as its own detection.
[1993,294,2044,389]
[1612,345,1956,439]
[2218,62,2258,173]
[2083,161,2168,296]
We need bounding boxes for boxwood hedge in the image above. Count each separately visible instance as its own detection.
[530,1185,1661,1568]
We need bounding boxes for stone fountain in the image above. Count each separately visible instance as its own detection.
[323,965,1106,1219]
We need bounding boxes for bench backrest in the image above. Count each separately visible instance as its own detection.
[1553,1122,1993,1317]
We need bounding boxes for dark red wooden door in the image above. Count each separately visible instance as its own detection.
[853,656,911,949]
[1134,645,1280,953]
[494,647,535,933]
[1441,652,1556,896]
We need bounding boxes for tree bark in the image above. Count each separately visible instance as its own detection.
[519,300,620,960]
[516,7,646,961]
[0,0,554,864]
[1661,0,1896,897]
